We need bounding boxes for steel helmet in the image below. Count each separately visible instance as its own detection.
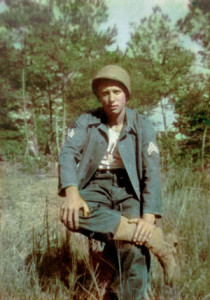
[92,65,131,99]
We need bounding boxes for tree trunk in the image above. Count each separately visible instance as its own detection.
[22,68,30,156]
[160,98,168,136]
[62,93,66,145]
[55,113,59,154]
[201,125,207,172]
[48,0,54,14]
[31,99,39,156]
[22,68,39,157]
[48,90,53,136]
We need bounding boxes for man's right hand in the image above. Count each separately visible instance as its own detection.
[60,186,90,230]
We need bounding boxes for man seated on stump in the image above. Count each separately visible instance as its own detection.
[59,65,179,299]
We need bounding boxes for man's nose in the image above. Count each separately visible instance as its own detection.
[109,92,115,102]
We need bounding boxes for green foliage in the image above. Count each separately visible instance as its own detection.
[174,74,210,167]
[174,0,210,167]
[0,0,117,158]
[177,0,210,63]
[0,129,24,159]
[190,0,210,13]
[127,6,194,113]
[157,132,181,169]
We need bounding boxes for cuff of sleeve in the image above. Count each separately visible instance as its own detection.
[143,209,162,218]
[58,183,78,197]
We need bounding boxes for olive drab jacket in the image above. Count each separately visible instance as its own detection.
[58,107,162,217]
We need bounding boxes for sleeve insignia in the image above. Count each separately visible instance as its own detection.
[68,128,75,138]
[147,141,159,155]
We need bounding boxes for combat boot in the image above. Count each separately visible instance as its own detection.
[145,227,180,286]
[113,216,180,286]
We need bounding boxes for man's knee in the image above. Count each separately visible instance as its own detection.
[74,205,121,242]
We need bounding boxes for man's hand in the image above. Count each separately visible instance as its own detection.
[60,186,90,230]
[128,214,156,246]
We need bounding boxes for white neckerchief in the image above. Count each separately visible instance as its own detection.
[98,127,124,170]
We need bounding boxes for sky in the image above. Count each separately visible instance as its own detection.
[103,0,191,51]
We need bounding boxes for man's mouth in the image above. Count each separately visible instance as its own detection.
[109,105,118,109]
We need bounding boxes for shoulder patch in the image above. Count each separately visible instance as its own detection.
[147,141,159,155]
[68,128,75,138]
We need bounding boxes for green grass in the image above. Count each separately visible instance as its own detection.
[0,162,209,299]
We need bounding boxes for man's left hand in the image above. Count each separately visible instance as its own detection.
[128,214,156,246]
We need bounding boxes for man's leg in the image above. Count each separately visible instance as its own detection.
[77,200,121,242]
[65,172,150,299]
[104,196,151,300]
[101,241,150,300]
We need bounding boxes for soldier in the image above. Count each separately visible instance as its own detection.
[59,65,179,299]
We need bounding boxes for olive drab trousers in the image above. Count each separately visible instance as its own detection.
[75,169,151,300]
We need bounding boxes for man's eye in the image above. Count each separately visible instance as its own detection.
[102,92,109,96]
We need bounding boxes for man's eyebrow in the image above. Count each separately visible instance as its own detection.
[101,87,122,92]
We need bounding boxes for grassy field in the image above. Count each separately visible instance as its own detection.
[0,162,209,299]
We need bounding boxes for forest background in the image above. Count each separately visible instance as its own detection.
[0,0,209,299]
[0,0,209,168]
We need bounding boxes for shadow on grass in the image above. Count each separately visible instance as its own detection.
[25,243,94,293]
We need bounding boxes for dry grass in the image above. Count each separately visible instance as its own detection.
[0,162,209,299]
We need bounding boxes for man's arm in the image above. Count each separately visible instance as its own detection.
[141,118,162,216]
[58,114,91,229]
[58,113,90,196]
[130,117,162,245]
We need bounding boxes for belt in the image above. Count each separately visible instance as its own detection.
[95,168,127,176]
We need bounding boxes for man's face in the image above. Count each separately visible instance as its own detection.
[98,81,127,118]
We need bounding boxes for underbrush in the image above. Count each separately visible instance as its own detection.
[0,162,209,299]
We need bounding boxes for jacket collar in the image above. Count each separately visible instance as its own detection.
[125,107,136,133]
[88,107,137,134]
